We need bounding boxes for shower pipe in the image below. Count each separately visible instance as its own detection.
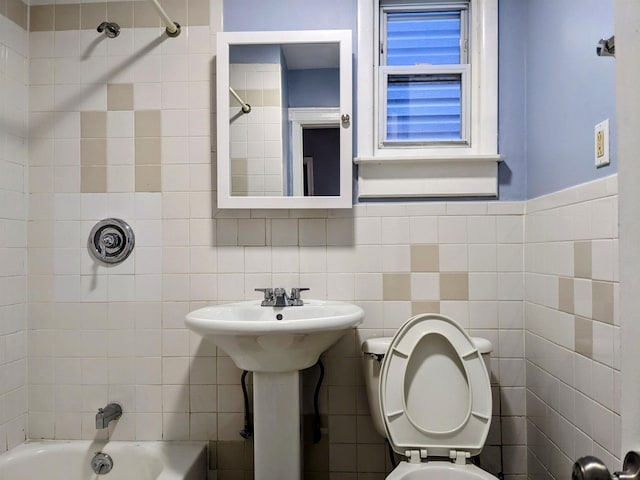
[229,87,252,113]
[147,0,181,37]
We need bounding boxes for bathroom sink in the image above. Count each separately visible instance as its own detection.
[185,300,364,372]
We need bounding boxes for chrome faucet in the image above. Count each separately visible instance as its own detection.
[255,287,310,307]
[273,288,289,307]
[95,403,122,429]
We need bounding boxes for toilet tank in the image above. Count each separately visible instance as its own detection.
[361,335,493,440]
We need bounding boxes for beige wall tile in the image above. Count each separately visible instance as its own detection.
[558,277,574,314]
[592,281,614,324]
[262,89,281,107]
[107,84,134,111]
[135,138,161,165]
[135,110,161,137]
[411,301,440,315]
[133,1,162,28]
[383,273,411,301]
[410,244,439,272]
[162,0,187,24]
[29,5,54,31]
[574,316,592,358]
[135,165,161,192]
[7,0,28,30]
[81,139,107,166]
[245,90,263,108]
[188,0,209,26]
[440,272,468,300]
[107,1,133,28]
[574,241,592,279]
[54,4,80,31]
[80,3,107,30]
[81,166,107,193]
[81,111,107,138]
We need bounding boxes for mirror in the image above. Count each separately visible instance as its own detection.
[216,30,352,209]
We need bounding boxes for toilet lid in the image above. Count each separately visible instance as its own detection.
[379,314,492,459]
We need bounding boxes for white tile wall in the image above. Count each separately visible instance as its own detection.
[13,1,621,478]
[0,9,28,453]
[524,176,621,480]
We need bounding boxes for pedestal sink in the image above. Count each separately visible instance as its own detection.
[185,299,364,480]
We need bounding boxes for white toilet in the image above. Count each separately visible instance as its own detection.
[361,313,497,480]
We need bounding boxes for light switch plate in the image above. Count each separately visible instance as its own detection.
[595,119,610,167]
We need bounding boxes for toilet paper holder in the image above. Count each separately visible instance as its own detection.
[573,451,640,480]
[88,218,135,265]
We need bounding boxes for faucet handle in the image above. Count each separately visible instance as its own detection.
[289,288,309,305]
[255,288,273,300]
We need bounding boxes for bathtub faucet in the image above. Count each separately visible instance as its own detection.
[95,402,122,429]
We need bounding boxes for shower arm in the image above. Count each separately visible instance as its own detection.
[147,0,181,37]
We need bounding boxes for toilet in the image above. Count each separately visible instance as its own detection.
[361,313,497,480]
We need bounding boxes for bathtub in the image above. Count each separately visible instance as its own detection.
[0,440,207,480]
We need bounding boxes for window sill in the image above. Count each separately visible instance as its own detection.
[356,154,503,198]
[354,154,503,164]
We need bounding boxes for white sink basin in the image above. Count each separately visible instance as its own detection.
[185,300,364,372]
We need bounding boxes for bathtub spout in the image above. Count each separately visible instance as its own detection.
[95,403,122,429]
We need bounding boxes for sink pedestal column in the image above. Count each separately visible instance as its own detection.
[253,371,301,480]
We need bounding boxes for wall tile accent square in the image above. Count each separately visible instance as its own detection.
[383,273,411,301]
[440,272,469,300]
[80,139,107,166]
[7,0,27,30]
[410,244,439,272]
[80,112,106,138]
[411,301,440,315]
[574,241,592,279]
[80,3,107,30]
[592,281,614,324]
[29,5,54,32]
[135,165,161,192]
[80,166,107,193]
[575,316,593,358]
[135,138,161,165]
[133,1,162,28]
[188,0,210,26]
[135,111,161,138]
[107,2,133,29]
[54,4,80,31]
[558,277,574,314]
[107,84,134,111]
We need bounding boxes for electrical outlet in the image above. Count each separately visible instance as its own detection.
[595,119,610,167]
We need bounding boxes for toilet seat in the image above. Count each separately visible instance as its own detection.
[379,314,492,463]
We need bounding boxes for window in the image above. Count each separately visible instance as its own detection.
[356,0,500,198]
[380,6,469,146]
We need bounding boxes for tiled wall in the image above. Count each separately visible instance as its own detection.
[229,63,283,196]
[23,1,529,477]
[524,175,621,480]
[18,1,624,479]
[0,0,28,453]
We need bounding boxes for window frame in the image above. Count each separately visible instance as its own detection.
[378,3,470,148]
[356,0,501,198]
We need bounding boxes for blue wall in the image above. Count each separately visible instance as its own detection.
[224,0,616,201]
[526,0,616,198]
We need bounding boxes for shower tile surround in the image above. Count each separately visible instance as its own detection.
[11,2,618,480]
[0,0,28,454]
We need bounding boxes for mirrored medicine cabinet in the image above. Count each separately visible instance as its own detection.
[216,30,353,209]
